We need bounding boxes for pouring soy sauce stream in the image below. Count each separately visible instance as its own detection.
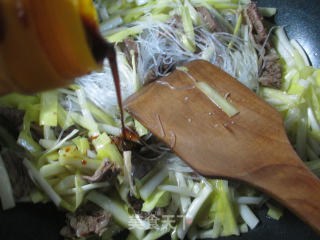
[81,17,139,144]
[108,47,140,143]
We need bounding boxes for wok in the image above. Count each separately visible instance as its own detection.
[0,0,320,239]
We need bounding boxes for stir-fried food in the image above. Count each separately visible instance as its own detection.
[0,0,320,240]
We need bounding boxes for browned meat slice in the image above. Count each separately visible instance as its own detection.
[1,149,34,199]
[118,38,139,68]
[196,7,227,33]
[144,68,157,84]
[246,2,268,46]
[82,158,120,183]
[128,194,143,212]
[245,3,282,88]
[169,15,183,30]
[144,62,174,84]
[259,52,283,89]
[61,206,112,238]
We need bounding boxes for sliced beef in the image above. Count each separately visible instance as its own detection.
[1,149,34,199]
[245,2,282,89]
[167,15,183,31]
[246,2,269,47]
[144,63,173,84]
[82,158,120,183]
[118,38,139,68]
[144,68,157,84]
[61,205,112,238]
[128,194,143,212]
[259,52,283,89]
[196,7,227,33]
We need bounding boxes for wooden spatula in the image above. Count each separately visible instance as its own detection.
[124,60,320,233]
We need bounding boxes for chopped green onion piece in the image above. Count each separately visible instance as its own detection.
[293,49,306,70]
[134,119,148,137]
[87,191,145,239]
[266,203,283,220]
[30,189,47,204]
[0,93,39,110]
[39,91,58,127]
[141,188,171,212]
[176,66,189,72]
[106,27,143,43]
[177,183,213,239]
[57,104,74,129]
[210,2,239,10]
[45,129,79,155]
[139,167,168,201]
[98,124,122,136]
[61,182,110,195]
[59,146,101,171]
[239,204,259,229]
[87,101,118,126]
[158,185,196,197]
[296,117,307,160]
[196,82,239,117]
[211,180,239,236]
[123,151,137,196]
[75,172,84,208]
[315,70,320,87]
[39,139,72,150]
[18,105,42,158]
[175,172,191,214]
[100,15,124,34]
[237,196,263,205]
[72,136,90,155]
[92,133,123,168]
[180,5,196,52]
[259,7,277,17]
[54,175,76,193]
[40,164,67,178]
[23,159,61,207]
[228,12,242,49]
[140,13,170,22]
[76,89,100,137]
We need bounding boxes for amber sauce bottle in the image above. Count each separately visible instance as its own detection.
[0,0,105,94]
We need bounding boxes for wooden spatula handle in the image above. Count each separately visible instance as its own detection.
[242,152,320,234]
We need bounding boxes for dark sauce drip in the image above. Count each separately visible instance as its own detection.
[0,3,5,42]
[112,128,140,152]
[81,16,139,144]
[16,0,28,27]
[123,128,140,142]
[108,48,127,138]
